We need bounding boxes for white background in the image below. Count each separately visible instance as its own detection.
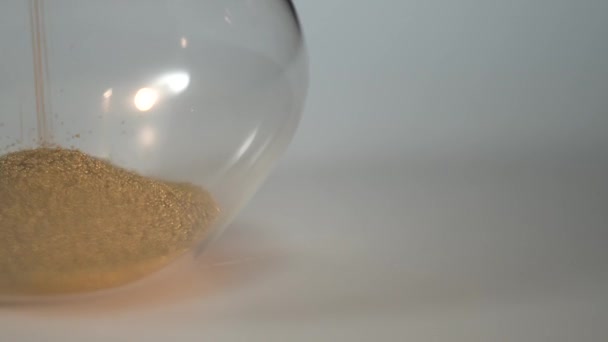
[2,0,608,340]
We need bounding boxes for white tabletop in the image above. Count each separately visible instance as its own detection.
[1,160,607,341]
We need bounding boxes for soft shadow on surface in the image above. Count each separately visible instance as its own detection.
[0,222,287,316]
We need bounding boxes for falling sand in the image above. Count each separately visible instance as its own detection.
[0,148,219,296]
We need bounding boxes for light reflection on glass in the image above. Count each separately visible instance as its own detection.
[224,9,233,25]
[103,88,113,99]
[158,72,190,93]
[180,37,188,48]
[134,88,159,112]
[132,71,190,113]
[234,127,258,162]
[139,125,156,147]
[102,88,113,112]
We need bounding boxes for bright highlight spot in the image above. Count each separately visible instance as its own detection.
[235,128,257,160]
[134,88,159,111]
[102,88,113,112]
[103,88,113,99]
[180,37,188,48]
[159,72,190,93]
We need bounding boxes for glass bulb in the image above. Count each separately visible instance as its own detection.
[0,0,307,300]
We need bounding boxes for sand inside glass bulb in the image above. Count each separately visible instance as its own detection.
[0,1,222,296]
[0,148,219,295]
